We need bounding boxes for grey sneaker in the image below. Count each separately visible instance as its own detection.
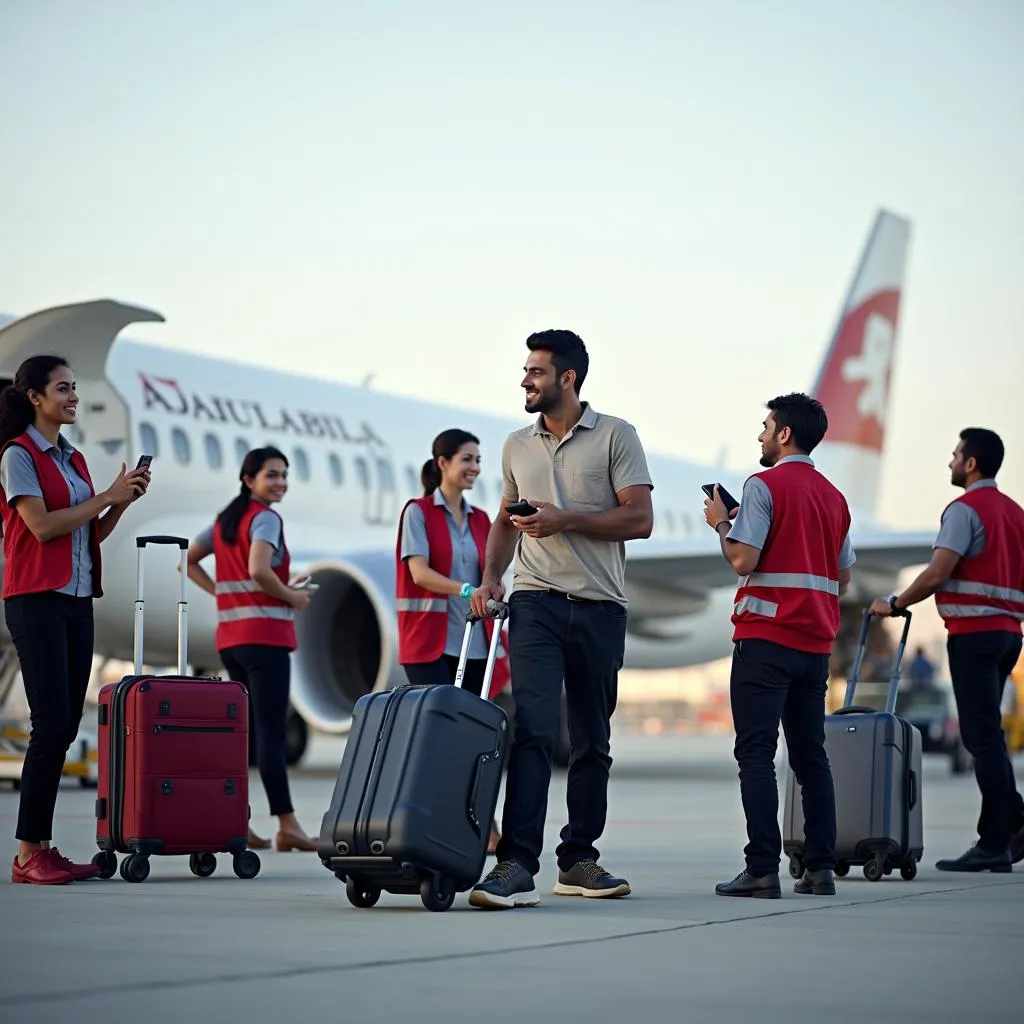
[553,859,631,898]
[468,859,540,909]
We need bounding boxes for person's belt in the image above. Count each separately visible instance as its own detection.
[544,589,601,604]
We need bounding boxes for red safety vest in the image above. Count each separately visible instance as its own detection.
[395,495,510,698]
[934,486,1024,636]
[731,461,851,654]
[213,499,297,652]
[0,431,103,599]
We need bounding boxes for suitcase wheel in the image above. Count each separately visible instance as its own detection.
[92,851,118,880]
[863,857,884,882]
[345,877,381,909]
[232,850,261,880]
[120,853,150,883]
[787,855,804,880]
[899,861,917,881]
[834,861,850,878]
[189,852,217,878]
[420,877,456,913]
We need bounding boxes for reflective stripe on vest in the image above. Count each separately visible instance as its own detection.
[740,571,840,596]
[218,605,295,622]
[395,597,447,613]
[935,603,1024,621]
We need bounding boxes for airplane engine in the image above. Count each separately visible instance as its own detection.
[288,552,406,735]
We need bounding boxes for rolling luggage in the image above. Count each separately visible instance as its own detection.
[783,608,923,883]
[317,600,510,912]
[93,535,260,883]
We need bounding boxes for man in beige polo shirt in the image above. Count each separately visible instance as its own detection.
[469,329,654,909]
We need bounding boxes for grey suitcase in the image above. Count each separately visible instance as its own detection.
[782,609,923,882]
[317,601,509,912]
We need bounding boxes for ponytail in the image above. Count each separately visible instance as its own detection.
[421,458,441,496]
[0,386,34,448]
[0,354,69,448]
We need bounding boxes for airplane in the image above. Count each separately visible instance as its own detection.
[0,207,937,766]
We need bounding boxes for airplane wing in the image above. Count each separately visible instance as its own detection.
[625,529,938,596]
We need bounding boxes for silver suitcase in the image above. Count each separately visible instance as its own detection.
[782,609,923,882]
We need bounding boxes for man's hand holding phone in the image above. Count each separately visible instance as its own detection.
[506,497,566,539]
[702,482,739,530]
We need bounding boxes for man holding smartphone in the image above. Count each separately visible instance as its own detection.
[468,330,653,910]
[703,392,855,899]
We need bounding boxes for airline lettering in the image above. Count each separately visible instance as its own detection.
[138,372,385,446]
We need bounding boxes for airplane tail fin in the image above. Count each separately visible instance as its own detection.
[810,209,912,520]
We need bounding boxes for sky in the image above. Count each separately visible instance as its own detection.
[2,0,1022,555]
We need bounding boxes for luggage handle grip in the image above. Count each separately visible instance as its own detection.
[454,601,508,693]
[908,769,918,810]
[843,608,913,714]
[466,600,509,624]
[136,535,189,549]
[832,706,880,716]
[466,755,487,838]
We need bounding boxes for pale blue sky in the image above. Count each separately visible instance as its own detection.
[2,0,1022,534]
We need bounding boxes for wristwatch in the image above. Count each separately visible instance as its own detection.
[887,593,899,614]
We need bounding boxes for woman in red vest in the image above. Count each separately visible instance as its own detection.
[396,428,509,852]
[186,446,317,853]
[0,354,150,885]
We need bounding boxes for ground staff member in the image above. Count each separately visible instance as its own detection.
[869,427,1024,872]
[704,393,854,900]
[396,427,509,853]
[187,446,317,853]
[0,355,150,885]
[469,329,653,910]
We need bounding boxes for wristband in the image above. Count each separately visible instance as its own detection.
[459,582,474,599]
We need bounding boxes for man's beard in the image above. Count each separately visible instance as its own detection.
[951,468,967,488]
[526,387,558,414]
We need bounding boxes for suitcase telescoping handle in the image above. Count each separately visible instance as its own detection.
[840,607,912,715]
[454,599,509,695]
[133,535,189,677]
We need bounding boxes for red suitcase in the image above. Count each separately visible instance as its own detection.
[92,535,260,883]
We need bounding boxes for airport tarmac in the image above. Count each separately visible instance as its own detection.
[1,732,1022,1023]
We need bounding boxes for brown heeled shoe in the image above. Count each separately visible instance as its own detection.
[247,828,271,850]
[275,831,318,852]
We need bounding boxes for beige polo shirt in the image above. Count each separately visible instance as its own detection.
[500,402,653,606]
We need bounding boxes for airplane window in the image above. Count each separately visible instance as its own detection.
[171,428,191,465]
[204,433,223,470]
[328,453,343,487]
[293,448,310,482]
[139,422,159,458]
[405,465,417,497]
[354,456,369,491]
[234,438,249,466]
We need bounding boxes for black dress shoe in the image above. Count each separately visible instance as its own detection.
[794,868,836,895]
[715,869,781,899]
[1010,825,1024,865]
[935,844,1011,873]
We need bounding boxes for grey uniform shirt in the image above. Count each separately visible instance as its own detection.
[501,402,653,606]
[933,479,994,558]
[727,455,857,570]
[0,423,95,597]
[400,491,488,659]
[195,509,286,567]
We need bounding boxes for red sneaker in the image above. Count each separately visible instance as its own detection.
[11,850,73,885]
[47,848,100,881]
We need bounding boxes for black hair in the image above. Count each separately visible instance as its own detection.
[766,392,829,455]
[526,330,589,394]
[216,446,289,544]
[0,354,70,447]
[421,429,479,496]
[959,427,1004,478]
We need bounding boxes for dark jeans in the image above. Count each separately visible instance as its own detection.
[5,592,95,843]
[497,590,627,876]
[220,645,294,817]
[730,638,836,876]
[947,630,1024,852]
[403,654,486,697]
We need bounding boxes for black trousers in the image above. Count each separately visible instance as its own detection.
[402,654,486,696]
[946,630,1024,852]
[219,644,294,818]
[730,638,836,876]
[5,592,95,843]
[497,590,627,876]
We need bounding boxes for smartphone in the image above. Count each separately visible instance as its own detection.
[135,454,153,471]
[505,499,538,517]
[701,482,739,513]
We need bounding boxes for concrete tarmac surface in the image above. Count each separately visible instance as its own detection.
[2,732,1022,1023]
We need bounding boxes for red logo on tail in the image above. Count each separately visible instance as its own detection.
[815,289,901,452]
